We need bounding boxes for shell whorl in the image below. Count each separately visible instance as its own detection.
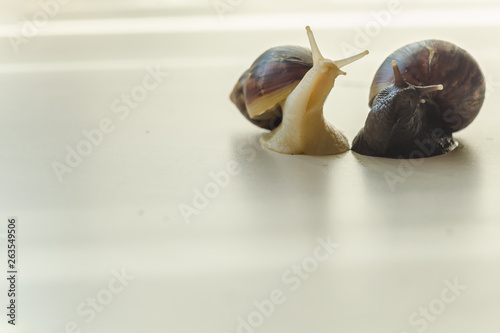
[230,46,313,130]
[369,39,485,132]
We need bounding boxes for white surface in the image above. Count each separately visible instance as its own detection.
[1,2,500,332]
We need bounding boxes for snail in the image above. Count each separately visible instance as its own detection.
[352,39,485,158]
[230,26,368,155]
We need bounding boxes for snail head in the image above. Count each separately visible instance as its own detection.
[364,61,444,153]
[373,61,443,120]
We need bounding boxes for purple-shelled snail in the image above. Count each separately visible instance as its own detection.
[352,40,486,158]
[230,26,368,155]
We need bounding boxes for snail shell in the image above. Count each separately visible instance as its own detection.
[230,46,313,130]
[352,39,485,158]
[369,39,485,132]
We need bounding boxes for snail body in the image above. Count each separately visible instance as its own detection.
[230,26,368,155]
[352,39,485,158]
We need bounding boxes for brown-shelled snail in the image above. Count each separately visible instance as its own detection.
[352,40,485,158]
[230,26,368,155]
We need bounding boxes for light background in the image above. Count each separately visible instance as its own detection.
[1,0,500,332]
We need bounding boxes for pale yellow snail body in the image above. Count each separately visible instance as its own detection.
[230,26,368,155]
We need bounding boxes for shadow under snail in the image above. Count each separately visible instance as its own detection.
[352,39,486,158]
[230,26,368,155]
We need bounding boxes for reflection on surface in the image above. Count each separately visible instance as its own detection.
[352,138,482,224]
[229,132,342,239]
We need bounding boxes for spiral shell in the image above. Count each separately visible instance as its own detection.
[369,39,485,132]
[230,46,313,129]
